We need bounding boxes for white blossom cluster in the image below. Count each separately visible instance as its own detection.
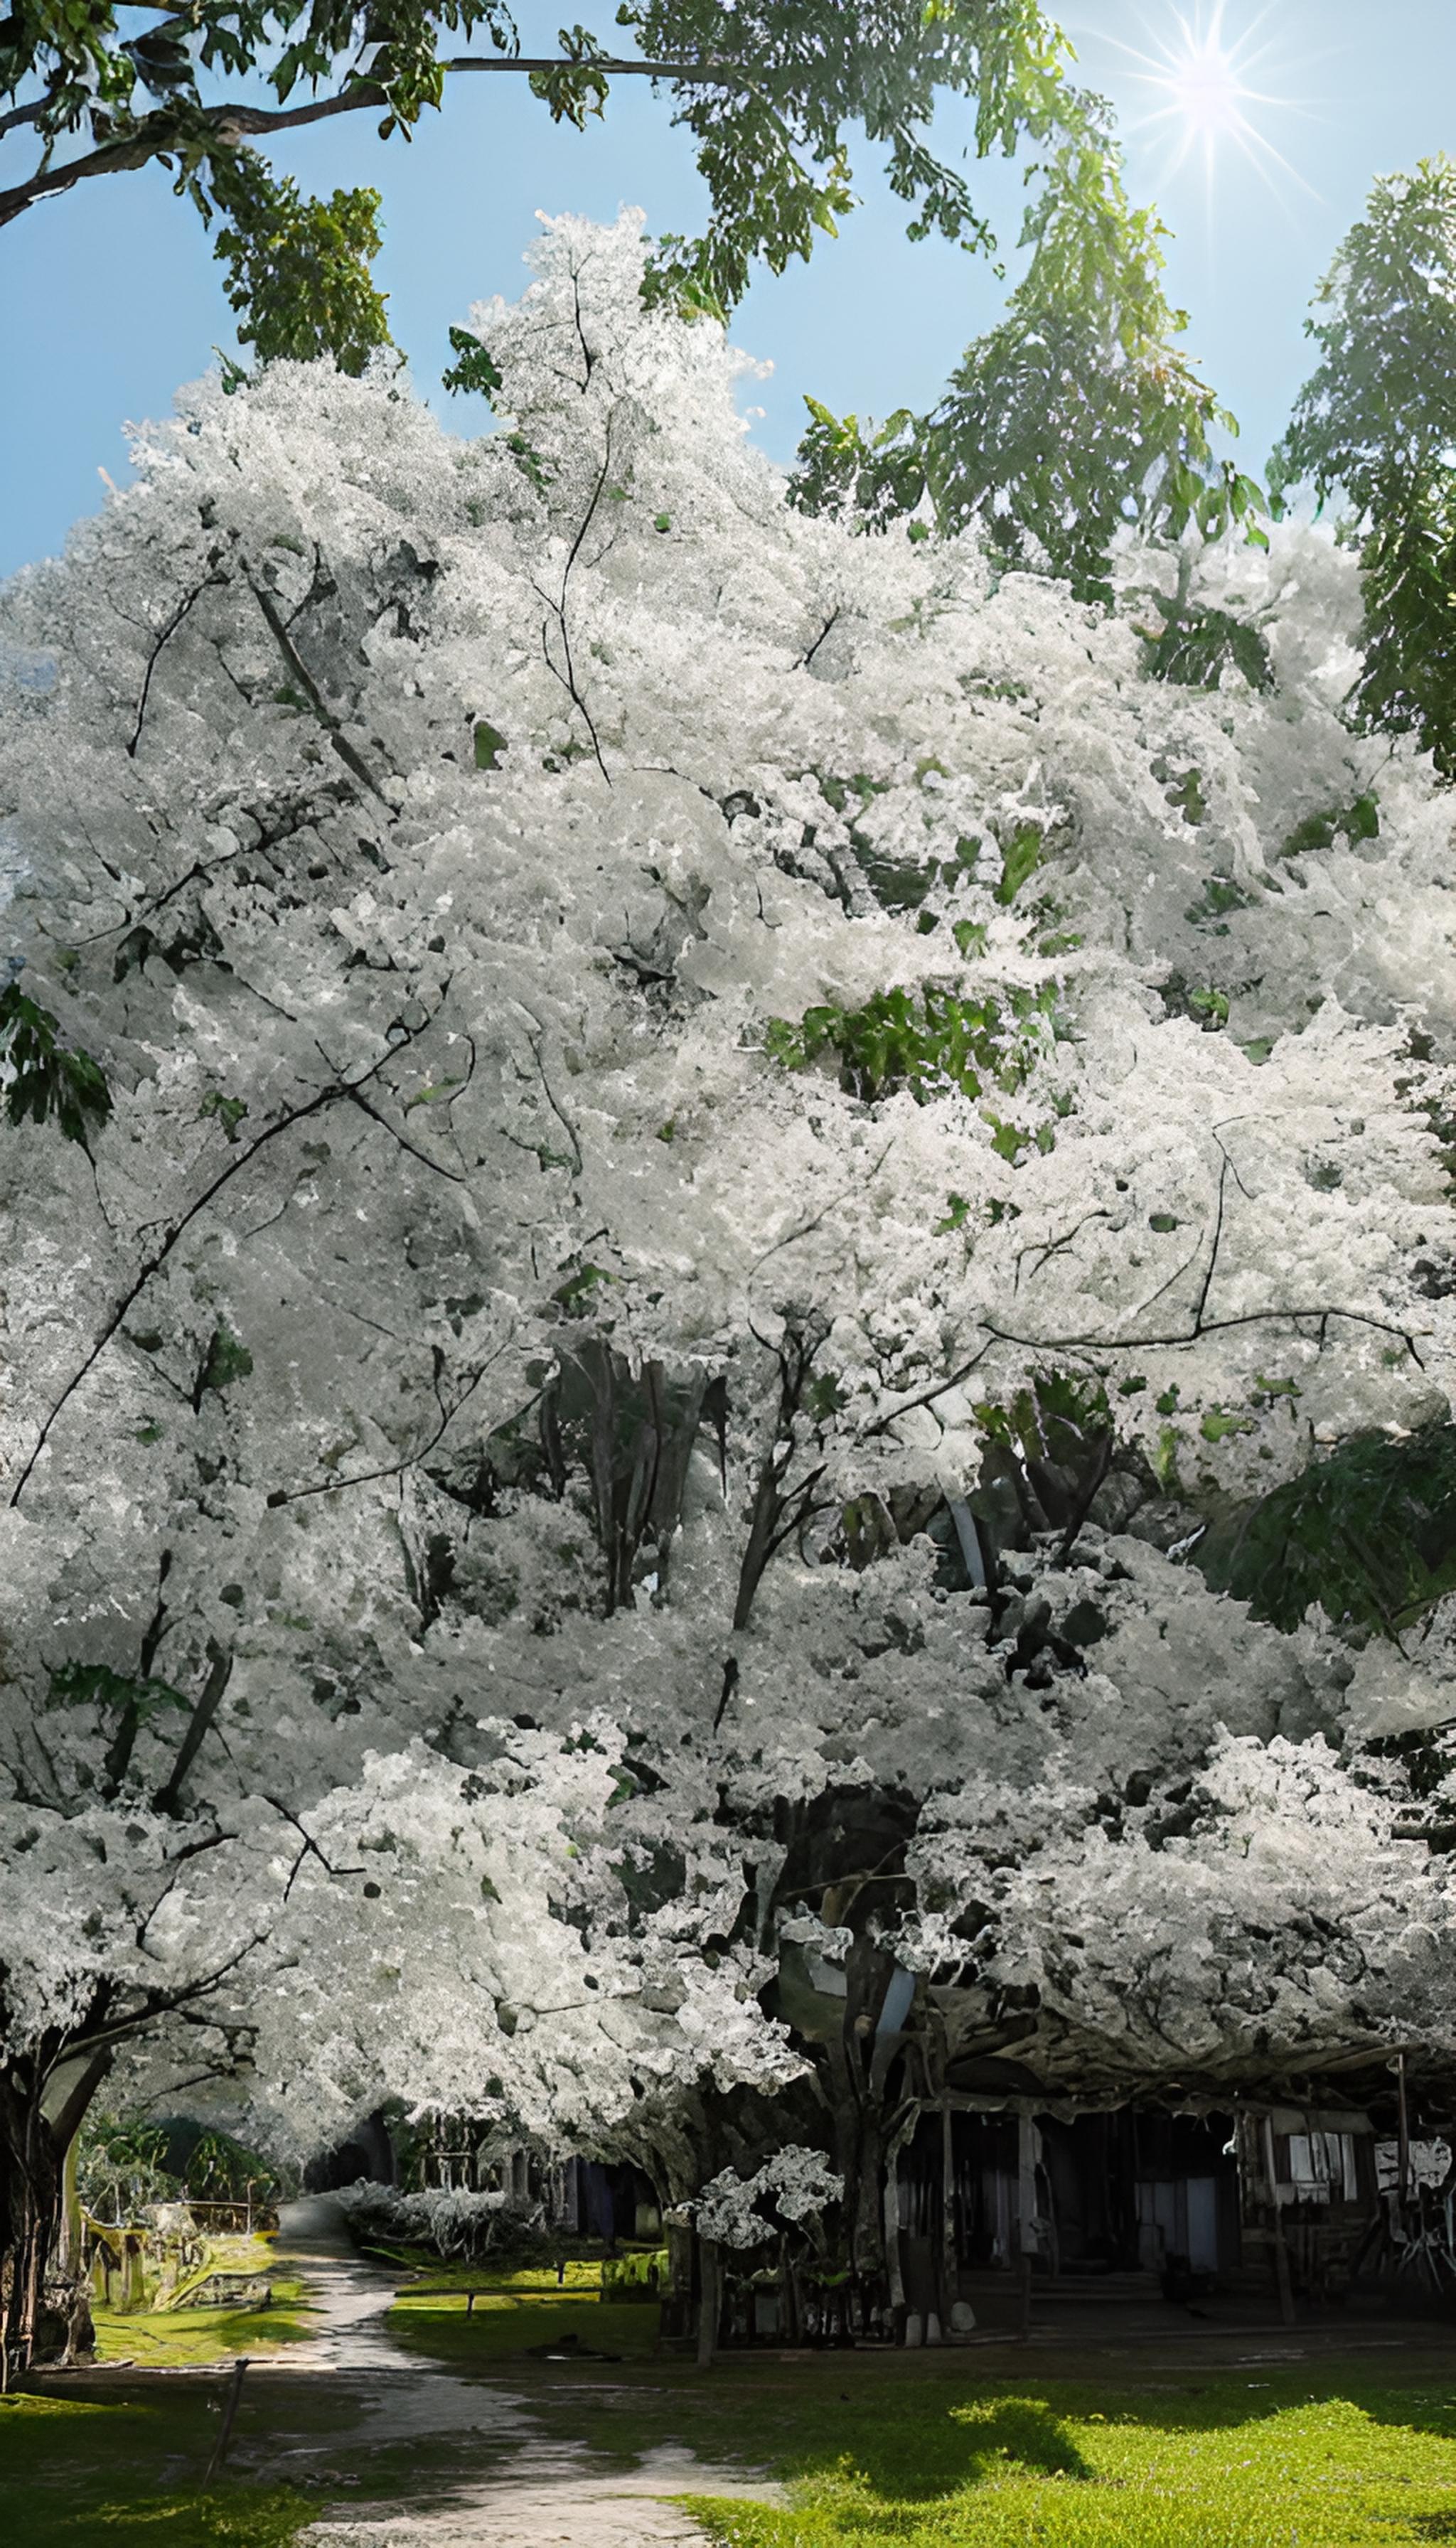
[690,2146,845,2248]
[2,210,1456,2188]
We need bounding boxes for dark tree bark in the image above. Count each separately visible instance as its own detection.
[0,2039,108,2382]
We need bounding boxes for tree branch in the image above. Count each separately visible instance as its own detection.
[263,1340,506,1508]
[127,569,227,757]
[242,560,388,803]
[9,1019,430,1506]
[153,1642,233,1817]
[0,59,752,229]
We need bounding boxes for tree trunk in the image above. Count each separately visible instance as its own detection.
[0,2072,63,2387]
[1,2048,108,2382]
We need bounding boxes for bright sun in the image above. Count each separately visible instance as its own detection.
[1166,26,1248,141]
[1098,2,1314,200]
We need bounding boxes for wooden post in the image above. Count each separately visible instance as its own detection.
[1262,2116,1297,2327]
[1396,2052,1412,2215]
[204,2357,250,2484]
[1016,2109,1038,2340]
[884,2141,906,2333]
[696,2238,720,2368]
[940,2099,958,2330]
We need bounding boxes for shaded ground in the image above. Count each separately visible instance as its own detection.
[11,2196,779,2546]
[14,2201,1456,2546]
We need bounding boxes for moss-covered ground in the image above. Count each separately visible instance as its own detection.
[91,2232,317,2367]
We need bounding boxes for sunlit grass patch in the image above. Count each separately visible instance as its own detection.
[684,2382,1456,2548]
[93,2280,316,2367]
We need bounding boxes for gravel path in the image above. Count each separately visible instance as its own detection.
[254,2198,781,2547]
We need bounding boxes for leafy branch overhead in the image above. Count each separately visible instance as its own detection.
[1,0,1080,368]
[791,98,1268,599]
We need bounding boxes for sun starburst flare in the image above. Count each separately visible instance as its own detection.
[1091,2,1320,207]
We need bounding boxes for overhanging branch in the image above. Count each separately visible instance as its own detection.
[0,57,752,228]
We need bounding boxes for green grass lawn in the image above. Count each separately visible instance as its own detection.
[677,2369,1456,2548]
[17,2265,1456,2548]
[387,2284,664,2364]
[0,2390,323,2547]
[90,2232,319,2369]
[385,2294,1456,2548]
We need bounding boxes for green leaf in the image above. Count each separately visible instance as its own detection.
[443,327,504,400]
[209,154,390,378]
[1196,1423,1456,1635]
[199,1087,248,1140]
[196,1323,254,1399]
[995,822,1044,906]
[473,721,508,771]
[1200,1406,1254,1442]
[0,980,112,1145]
[403,1076,465,1111]
[48,1661,188,1721]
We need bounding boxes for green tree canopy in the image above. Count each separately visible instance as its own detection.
[790,97,1263,602]
[1,0,1076,370]
[1272,156,1456,776]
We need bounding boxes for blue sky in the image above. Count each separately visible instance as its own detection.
[4,2,1455,579]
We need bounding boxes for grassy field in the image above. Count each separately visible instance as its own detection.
[0,2389,324,2547]
[14,2259,1456,2548]
[679,2372,1456,2547]
[387,2290,1456,2548]
[90,2232,318,2368]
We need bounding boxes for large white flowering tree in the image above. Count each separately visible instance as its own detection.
[4,209,1456,2365]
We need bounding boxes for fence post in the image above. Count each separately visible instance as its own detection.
[204,2357,250,2484]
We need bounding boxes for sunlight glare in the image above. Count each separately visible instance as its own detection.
[1167,27,1248,143]
[1096,2,1318,208]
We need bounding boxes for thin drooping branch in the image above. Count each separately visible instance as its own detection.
[535,413,616,784]
[798,606,841,672]
[263,1794,364,1900]
[263,1340,507,1508]
[9,1017,432,1507]
[127,569,227,757]
[868,1292,1428,1440]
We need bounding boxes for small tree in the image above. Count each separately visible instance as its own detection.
[792,97,1265,600]
[1273,154,1456,774]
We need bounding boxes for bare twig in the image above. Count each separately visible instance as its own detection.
[242,561,387,803]
[127,569,227,757]
[9,1017,432,1506]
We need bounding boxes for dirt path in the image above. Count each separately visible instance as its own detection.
[247,2198,781,2546]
